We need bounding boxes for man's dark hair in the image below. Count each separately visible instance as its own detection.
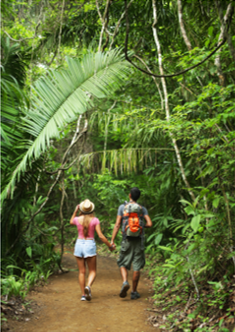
[130,187,141,201]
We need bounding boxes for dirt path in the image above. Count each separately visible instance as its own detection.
[7,250,158,332]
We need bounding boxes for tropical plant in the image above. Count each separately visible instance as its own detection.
[1,0,235,330]
[1,37,28,172]
[1,49,131,201]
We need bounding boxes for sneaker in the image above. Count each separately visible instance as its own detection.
[81,296,86,301]
[85,286,92,301]
[131,291,140,300]
[119,281,130,298]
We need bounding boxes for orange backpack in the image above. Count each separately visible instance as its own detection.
[122,202,144,237]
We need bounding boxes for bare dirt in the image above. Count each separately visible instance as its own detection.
[5,249,158,332]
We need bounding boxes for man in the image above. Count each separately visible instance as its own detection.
[111,187,152,300]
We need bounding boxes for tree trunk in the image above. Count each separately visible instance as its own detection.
[96,0,111,52]
[59,171,65,268]
[177,0,192,51]
[216,0,235,61]
[214,2,233,86]
[177,0,210,211]
[152,0,195,202]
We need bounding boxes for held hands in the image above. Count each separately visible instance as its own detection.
[109,243,116,252]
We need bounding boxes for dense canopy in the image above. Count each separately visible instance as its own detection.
[1,0,235,330]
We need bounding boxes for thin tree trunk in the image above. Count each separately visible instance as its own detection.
[33,172,41,206]
[58,0,66,61]
[104,101,116,152]
[152,0,195,201]
[177,0,192,51]
[59,171,66,268]
[177,0,209,210]
[96,0,111,52]
[216,1,235,62]
[214,2,233,86]
[109,0,134,51]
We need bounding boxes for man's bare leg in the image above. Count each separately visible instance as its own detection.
[119,266,130,298]
[132,271,140,292]
[120,266,128,282]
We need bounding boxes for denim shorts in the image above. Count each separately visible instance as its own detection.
[74,239,97,258]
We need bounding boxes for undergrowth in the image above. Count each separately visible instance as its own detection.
[146,252,235,332]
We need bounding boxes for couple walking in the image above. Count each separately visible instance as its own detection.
[70,187,152,301]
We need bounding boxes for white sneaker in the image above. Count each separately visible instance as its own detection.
[85,286,92,301]
[81,296,86,301]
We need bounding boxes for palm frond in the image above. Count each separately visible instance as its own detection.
[1,74,27,172]
[1,49,131,201]
[78,148,174,175]
[90,107,165,149]
[1,37,28,87]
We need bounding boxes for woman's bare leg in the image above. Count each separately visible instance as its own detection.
[86,256,97,288]
[75,256,86,295]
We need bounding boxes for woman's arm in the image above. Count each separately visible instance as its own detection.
[69,205,80,225]
[95,224,115,250]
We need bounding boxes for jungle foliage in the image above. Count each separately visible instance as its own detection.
[1,0,235,330]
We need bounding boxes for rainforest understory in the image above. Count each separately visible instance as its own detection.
[1,0,235,331]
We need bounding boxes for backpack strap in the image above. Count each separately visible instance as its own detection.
[122,203,129,241]
[138,204,145,250]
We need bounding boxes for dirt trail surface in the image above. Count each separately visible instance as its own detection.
[8,250,158,332]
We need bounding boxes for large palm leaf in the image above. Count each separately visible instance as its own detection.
[1,38,29,173]
[1,49,131,201]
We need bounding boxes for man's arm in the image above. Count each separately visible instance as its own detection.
[111,215,122,244]
[144,214,152,228]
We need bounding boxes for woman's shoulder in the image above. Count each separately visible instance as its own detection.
[91,217,100,225]
[75,215,84,225]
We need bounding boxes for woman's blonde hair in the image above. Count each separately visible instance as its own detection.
[79,211,95,238]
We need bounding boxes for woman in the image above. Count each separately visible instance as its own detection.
[70,199,115,301]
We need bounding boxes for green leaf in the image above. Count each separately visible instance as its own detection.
[26,247,32,258]
[212,197,220,208]
[158,246,173,252]
[185,205,195,216]
[163,218,168,227]
[191,215,201,232]
[208,26,214,37]
[155,233,163,245]
[205,39,210,48]
[147,233,157,242]
[179,199,192,206]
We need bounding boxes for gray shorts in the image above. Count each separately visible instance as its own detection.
[117,238,145,271]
